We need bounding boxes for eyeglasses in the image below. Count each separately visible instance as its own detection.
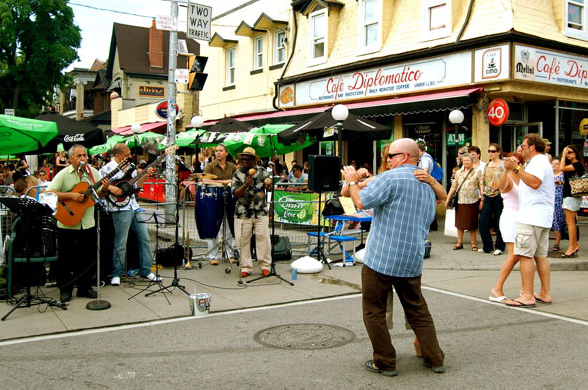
[567,150,575,154]
[488,149,498,153]
[387,152,404,159]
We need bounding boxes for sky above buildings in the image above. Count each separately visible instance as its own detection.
[68,0,228,70]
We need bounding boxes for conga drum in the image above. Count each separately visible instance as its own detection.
[195,183,224,239]
[222,185,236,237]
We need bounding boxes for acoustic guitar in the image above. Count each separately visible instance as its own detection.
[106,145,179,207]
[55,158,132,226]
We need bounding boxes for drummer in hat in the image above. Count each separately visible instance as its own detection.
[232,147,273,278]
[204,144,239,265]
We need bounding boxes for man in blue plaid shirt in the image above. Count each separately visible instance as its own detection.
[342,138,445,376]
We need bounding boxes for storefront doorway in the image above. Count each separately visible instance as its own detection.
[500,122,543,152]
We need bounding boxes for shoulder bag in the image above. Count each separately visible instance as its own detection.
[449,169,472,209]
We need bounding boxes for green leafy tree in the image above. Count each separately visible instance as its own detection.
[0,0,81,117]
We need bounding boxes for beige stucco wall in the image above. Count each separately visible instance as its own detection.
[199,0,292,120]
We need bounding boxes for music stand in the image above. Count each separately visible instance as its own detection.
[1,197,66,321]
[129,209,175,302]
[146,171,190,297]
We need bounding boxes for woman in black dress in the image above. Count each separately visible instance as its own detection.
[560,144,585,258]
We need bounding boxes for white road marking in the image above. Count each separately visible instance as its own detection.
[1,286,586,347]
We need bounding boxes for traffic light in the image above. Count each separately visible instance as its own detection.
[188,55,208,91]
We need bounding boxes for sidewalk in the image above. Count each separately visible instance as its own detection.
[2,219,587,342]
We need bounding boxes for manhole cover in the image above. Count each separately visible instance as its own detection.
[254,323,355,350]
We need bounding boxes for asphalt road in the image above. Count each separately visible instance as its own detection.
[1,287,587,390]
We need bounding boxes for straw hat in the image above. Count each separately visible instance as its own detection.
[542,138,552,145]
[238,146,259,160]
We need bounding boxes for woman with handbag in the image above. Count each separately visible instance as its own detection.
[560,144,585,258]
[444,154,484,251]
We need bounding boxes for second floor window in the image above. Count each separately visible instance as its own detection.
[360,0,381,50]
[422,0,450,40]
[310,9,327,61]
[566,0,587,40]
[275,30,286,64]
[254,36,263,69]
[226,48,235,86]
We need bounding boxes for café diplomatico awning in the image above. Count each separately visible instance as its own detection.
[228,87,482,125]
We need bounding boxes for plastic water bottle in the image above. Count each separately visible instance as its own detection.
[291,267,298,280]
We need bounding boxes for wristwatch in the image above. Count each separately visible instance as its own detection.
[348,181,357,186]
[513,166,521,174]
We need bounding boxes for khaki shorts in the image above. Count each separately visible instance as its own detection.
[514,223,549,258]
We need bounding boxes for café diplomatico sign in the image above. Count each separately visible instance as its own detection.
[279,52,471,107]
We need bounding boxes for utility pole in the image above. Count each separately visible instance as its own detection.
[165,0,179,218]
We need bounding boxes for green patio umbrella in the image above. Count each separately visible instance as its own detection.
[123,132,165,148]
[223,125,313,158]
[106,135,126,145]
[175,129,206,148]
[0,114,58,154]
[88,143,112,155]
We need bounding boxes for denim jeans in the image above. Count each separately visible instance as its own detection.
[112,210,153,277]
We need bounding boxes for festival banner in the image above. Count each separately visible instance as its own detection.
[274,191,328,226]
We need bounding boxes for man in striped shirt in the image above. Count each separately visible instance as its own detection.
[342,138,445,376]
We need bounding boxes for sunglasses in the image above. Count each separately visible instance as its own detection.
[241,157,255,161]
[488,149,498,153]
[567,150,575,154]
[458,152,465,155]
[387,152,404,159]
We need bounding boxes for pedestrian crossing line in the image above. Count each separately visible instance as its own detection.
[422,286,588,327]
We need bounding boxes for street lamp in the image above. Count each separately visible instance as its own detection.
[449,110,464,158]
[131,123,142,165]
[332,104,349,166]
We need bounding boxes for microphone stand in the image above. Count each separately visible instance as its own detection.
[82,166,111,310]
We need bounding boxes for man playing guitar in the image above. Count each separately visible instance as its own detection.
[47,144,111,303]
[100,143,163,286]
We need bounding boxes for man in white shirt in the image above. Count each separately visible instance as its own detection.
[503,134,554,307]
[417,143,434,174]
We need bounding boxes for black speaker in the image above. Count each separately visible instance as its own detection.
[308,155,340,192]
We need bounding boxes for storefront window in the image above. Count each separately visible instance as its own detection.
[558,101,588,157]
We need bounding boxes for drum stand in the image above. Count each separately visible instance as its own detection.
[200,185,236,275]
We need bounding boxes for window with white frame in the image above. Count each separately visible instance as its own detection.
[254,36,263,69]
[226,48,235,86]
[422,0,451,40]
[359,0,382,51]
[274,30,286,64]
[309,9,327,63]
[566,0,588,40]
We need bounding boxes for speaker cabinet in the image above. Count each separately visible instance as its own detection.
[308,155,340,192]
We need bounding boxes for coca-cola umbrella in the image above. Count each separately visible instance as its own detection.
[0,114,58,154]
[35,112,105,153]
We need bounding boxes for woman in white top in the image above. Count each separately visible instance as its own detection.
[489,152,522,302]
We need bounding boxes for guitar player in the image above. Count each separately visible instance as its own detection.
[46,144,111,303]
[99,143,162,286]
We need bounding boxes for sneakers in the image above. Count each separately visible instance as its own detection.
[262,269,270,276]
[423,360,445,373]
[364,360,398,377]
[111,276,120,286]
[144,272,162,282]
[493,249,503,256]
[241,271,250,278]
[210,259,219,265]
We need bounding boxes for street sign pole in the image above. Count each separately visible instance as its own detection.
[165,0,179,218]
